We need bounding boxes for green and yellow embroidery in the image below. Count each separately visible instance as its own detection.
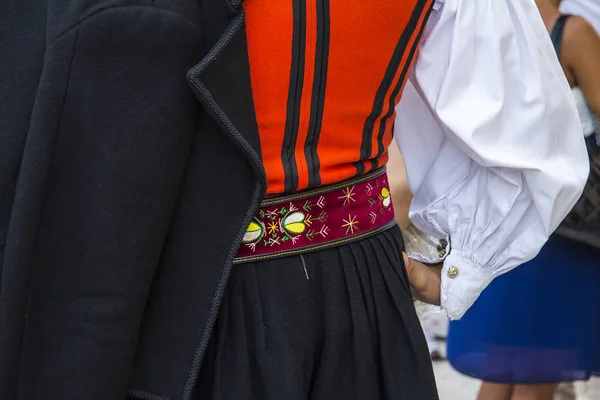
[236,171,396,260]
[243,218,265,244]
[282,211,308,235]
[380,187,391,208]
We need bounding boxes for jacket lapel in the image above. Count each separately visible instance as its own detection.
[186,3,266,188]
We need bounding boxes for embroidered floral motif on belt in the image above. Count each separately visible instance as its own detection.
[235,169,396,264]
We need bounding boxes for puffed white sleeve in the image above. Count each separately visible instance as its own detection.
[394,0,590,320]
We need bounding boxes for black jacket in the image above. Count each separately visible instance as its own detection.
[0,1,265,399]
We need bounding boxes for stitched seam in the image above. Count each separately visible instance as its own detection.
[187,15,242,88]
[128,387,170,400]
[182,184,262,400]
[234,220,397,263]
[193,82,263,174]
[183,12,266,400]
[187,13,265,178]
[261,168,385,206]
[48,3,201,46]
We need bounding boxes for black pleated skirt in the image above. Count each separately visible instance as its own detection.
[195,225,439,400]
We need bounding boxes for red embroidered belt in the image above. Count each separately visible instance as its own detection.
[234,168,396,264]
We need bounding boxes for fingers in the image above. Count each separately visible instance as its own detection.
[402,252,411,271]
[403,252,427,291]
[402,252,442,306]
[402,252,422,301]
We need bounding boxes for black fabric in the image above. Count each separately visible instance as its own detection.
[550,14,571,56]
[0,0,47,285]
[0,4,209,399]
[196,226,439,400]
[0,1,437,399]
[0,1,265,399]
[556,137,600,249]
[187,12,265,170]
[550,15,600,249]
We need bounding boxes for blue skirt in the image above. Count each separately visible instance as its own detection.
[447,235,600,383]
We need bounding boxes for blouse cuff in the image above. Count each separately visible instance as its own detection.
[441,250,495,320]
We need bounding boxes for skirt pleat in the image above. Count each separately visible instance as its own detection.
[196,226,438,400]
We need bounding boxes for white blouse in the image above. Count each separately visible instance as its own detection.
[394,0,590,320]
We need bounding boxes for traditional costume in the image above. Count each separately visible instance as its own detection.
[0,0,588,399]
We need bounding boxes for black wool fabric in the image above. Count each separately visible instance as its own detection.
[196,226,439,400]
[2,1,440,398]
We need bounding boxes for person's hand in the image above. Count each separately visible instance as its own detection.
[403,252,442,305]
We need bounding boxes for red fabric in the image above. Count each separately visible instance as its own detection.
[235,170,395,263]
[244,0,434,194]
